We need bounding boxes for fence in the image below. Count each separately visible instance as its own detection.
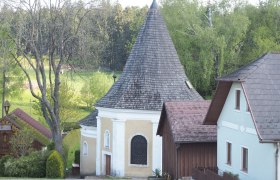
[192,168,239,180]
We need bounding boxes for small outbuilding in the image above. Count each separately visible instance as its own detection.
[0,108,52,157]
[157,101,217,179]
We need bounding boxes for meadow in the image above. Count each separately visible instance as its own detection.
[6,68,116,168]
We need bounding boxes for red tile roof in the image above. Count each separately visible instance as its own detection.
[10,108,52,139]
[157,101,216,143]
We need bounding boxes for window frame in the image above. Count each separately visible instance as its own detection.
[241,147,248,173]
[83,141,88,156]
[226,142,232,165]
[104,130,110,149]
[130,135,148,165]
[235,89,241,110]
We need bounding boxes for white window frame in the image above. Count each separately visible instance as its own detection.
[83,141,88,156]
[226,141,232,166]
[104,130,110,149]
[235,89,241,111]
[241,146,249,173]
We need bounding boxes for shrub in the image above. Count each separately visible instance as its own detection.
[74,150,80,164]
[0,155,13,176]
[4,150,50,177]
[47,141,55,151]
[46,150,64,178]
[62,122,80,132]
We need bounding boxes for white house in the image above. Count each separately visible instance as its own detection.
[91,0,202,177]
[204,53,280,180]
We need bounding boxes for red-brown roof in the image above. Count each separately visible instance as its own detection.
[10,108,52,139]
[157,101,216,143]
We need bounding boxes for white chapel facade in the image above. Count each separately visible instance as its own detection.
[80,0,202,177]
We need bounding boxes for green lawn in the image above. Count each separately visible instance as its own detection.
[2,67,119,168]
[63,129,81,168]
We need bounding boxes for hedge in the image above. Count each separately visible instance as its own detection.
[0,155,13,176]
[46,150,65,178]
[4,151,50,177]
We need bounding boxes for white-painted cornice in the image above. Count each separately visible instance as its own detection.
[96,107,161,123]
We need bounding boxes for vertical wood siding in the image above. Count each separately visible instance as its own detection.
[161,116,217,179]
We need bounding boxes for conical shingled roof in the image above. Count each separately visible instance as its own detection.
[96,0,202,111]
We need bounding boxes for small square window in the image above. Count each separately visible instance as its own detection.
[235,90,241,110]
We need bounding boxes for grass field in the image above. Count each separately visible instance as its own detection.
[3,68,117,169]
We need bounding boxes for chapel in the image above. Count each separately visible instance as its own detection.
[80,0,202,177]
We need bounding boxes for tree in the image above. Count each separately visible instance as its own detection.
[0,9,24,117]
[80,71,113,108]
[5,0,90,155]
[10,128,33,157]
[161,0,249,97]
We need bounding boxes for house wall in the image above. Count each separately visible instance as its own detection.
[96,107,161,177]
[217,82,275,180]
[80,126,97,177]
[125,120,153,177]
[161,116,177,179]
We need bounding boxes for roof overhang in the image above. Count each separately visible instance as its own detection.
[203,81,232,125]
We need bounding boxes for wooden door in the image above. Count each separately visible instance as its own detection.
[105,155,111,176]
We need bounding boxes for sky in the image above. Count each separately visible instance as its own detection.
[115,0,260,7]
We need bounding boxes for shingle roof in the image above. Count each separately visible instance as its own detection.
[205,52,280,141]
[9,108,52,139]
[79,110,98,127]
[96,0,202,111]
[157,101,216,143]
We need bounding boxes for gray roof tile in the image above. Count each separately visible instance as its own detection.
[96,0,202,111]
[79,110,98,127]
[220,52,280,141]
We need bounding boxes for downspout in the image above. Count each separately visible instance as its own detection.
[276,142,280,180]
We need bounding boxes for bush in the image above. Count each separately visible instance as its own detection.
[4,150,50,177]
[0,155,13,176]
[62,122,80,132]
[47,141,55,151]
[74,150,80,164]
[46,150,65,178]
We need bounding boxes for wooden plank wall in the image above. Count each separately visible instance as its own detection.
[178,142,217,178]
[162,117,177,179]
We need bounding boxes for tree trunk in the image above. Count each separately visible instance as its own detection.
[53,127,63,155]
[2,70,6,118]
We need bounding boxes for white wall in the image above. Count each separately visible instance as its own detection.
[217,82,275,180]
[96,107,162,177]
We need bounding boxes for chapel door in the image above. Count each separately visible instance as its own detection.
[105,155,111,176]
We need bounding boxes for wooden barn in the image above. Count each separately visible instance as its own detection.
[0,108,52,157]
[157,101,217,179]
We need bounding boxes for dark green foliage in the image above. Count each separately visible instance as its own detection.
[4,151,50,177]
[46,150,65,178]
[0,155,13,176]
[74,150,80,164]
[47,141,55,151]
[62,122,80,132]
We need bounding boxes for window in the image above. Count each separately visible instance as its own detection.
[130,135,147,165]
[226,142,232,165]
[235,90,241,110]
[246,103,250,112]
[83,141,88,156]
[242,147,248,172]
[104,130,110,149]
